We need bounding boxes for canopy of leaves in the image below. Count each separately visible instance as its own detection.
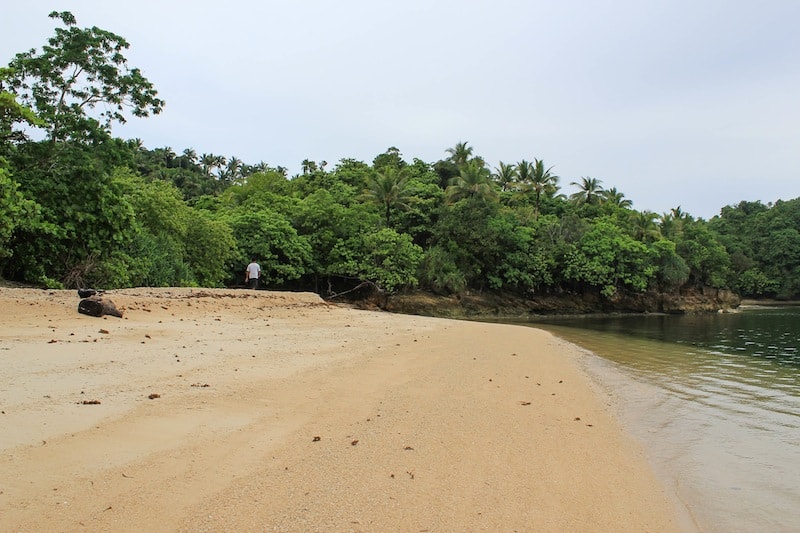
[563,218,657,297]
[0,159,39,260]
[329,228,423,293]
[4,11,163,143]
[710,199,800,298]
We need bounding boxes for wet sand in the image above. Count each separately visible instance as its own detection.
[0,288,685,531]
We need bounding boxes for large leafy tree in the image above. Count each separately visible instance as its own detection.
[111,168,190,287]
[372,146,407,172]
[291,163,357,204]
[391,172,444,246]
[0,83,43,148]
[329,228,423,293]
[0,159,39,261]
[417,245,467,295]
[651,239,690,290]
[1,11,164,287]
[6,141,138,287]
[4,11,164,143]
[563,218,657,297]
[428,197,500,290]
[0,92,41,263]
[483,211,554,291]
[293,189,380,290]
[220,169,296,211]
[108,165,235,288]
[709,200,776,296]
[224,208,312,285]
[677,219,730,288]
[184,210,236,287]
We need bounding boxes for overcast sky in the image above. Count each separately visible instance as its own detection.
[3,1,798,219]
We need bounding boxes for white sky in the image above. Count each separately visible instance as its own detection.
[3,1,798,219]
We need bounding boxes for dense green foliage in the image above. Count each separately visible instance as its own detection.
[1,13,797,300]
[709,200,800,299]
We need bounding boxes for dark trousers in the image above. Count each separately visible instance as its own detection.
[248,278,259,290]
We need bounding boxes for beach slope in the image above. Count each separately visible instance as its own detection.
[0,288,681,531]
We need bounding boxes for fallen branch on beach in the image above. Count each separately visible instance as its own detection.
[324,280,384,300]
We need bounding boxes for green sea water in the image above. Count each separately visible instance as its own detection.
[518,306,800,532]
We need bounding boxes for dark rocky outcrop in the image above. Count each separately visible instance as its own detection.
[344,286,740,319]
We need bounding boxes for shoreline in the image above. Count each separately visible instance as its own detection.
[0,288,686,531]
[739,298,800,307]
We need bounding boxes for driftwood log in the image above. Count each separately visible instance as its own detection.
[78,295,123,318]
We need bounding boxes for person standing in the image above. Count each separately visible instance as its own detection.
[245,258,261,289]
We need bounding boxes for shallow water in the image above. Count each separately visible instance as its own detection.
[518,307,800,532]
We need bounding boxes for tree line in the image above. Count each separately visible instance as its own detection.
[1,12,798,300]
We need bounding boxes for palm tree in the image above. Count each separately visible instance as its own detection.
[659,206,690,240]
[445,141,473,168]
[516,159,534,185]
[493,161,518,192]
[670,206,691,221]
[569,176,604,205]
[630,210,661,242]
[525,158,559,218]
[252,161,270,173]
[224,156,243,183]
[445,159,497,203]
[182,148,197,164]
[301,159,317,175]
[128,138,144,151]
[200,153,216,176]
[601,187,633,209]
[363,167,413,226]
[161,146,176,168]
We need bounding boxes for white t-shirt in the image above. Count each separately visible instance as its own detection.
[246,262,261,279]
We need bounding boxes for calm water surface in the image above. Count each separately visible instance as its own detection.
[521,306,800,533]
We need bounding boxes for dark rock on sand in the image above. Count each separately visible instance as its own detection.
[78,296,123,318]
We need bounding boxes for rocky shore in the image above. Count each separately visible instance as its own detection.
[348,286,741,319]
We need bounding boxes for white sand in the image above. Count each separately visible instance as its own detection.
[0,288,685,531]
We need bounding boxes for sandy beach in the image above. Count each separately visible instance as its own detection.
[0,288,685,532]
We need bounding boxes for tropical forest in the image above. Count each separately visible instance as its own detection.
[2,12,798,312]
